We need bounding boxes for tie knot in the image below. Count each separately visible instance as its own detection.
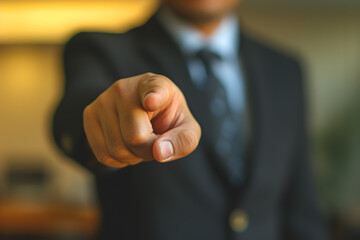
[196,49,221,63]
[195,49,221,81]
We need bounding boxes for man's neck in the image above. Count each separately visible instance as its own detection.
[189,18,224,37]
[158,7,240,57]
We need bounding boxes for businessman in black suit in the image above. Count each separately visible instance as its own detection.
[53,0,328,239]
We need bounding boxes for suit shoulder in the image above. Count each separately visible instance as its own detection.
[244,34,301,70]
[63,29,143,67]
[242,34,305,100]
[65,31,133,50]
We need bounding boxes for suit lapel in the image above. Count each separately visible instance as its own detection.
[237,33,272,202]
[138,16,192,92]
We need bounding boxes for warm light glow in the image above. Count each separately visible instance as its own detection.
[0,0,159,44]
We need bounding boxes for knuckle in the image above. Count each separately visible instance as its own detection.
[142,72,155,79]
[157,75,174,92]
[141,74,173,99]
[112,80,127,97]
[108,146,128,160]
[96,94,108,108]
[156,74,171,83]
[119,157,143,166]
[143,73,170,86]
[99,156,128,169]
[176,131,198,155]
[83,105,97,127]
[127,159,143,166]
[99,155,128,168]
[117,162,129,168]
[125,131,148,148]
[97,155,111,165]
[83,105,91,119]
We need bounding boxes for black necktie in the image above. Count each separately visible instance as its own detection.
[195,49,244,186]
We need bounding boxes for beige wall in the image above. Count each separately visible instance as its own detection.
[0,45,93,204]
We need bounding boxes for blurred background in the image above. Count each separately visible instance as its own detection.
[0,0,359,239]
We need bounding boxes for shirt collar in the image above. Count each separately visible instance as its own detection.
[157,7,240,60]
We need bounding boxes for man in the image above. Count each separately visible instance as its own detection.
[53,0,328,239]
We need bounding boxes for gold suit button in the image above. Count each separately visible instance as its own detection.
[229,209,249,232]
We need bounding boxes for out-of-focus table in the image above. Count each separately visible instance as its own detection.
[0,198,99,238]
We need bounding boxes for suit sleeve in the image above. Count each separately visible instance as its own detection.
[281,62,329,240]
[52,32,115,173]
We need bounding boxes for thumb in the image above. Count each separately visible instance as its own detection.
[138,73,173,112]
[152,120,201,162]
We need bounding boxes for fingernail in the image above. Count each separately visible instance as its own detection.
[160,141,174,161]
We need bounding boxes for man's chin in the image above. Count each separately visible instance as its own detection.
[172,9,227,24]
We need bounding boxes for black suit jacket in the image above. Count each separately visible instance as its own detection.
[53,14,328,240]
